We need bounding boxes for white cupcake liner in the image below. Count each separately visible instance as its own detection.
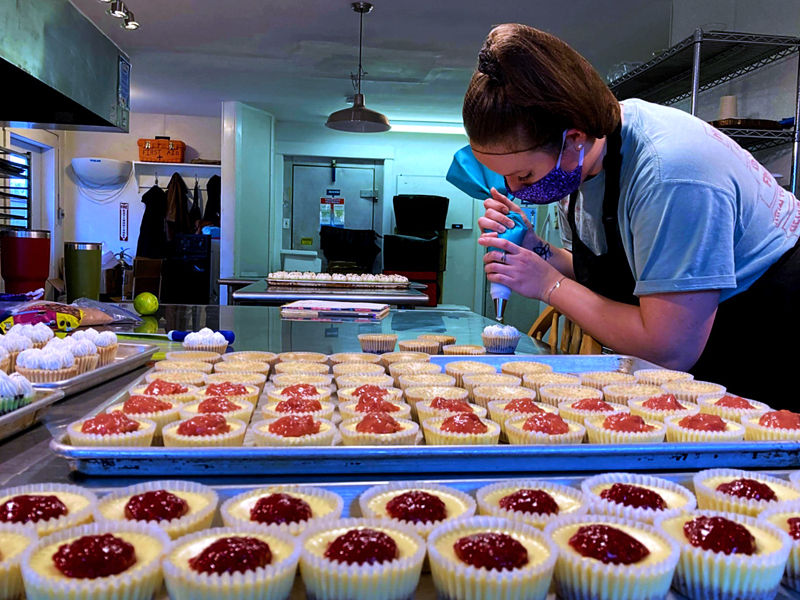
[68,417,156,447]
[357,334,398,354]
[579,371,637,391]
[166,351,222,364]
[20,520,170,600]
[214,361,271,377]
[462,373,521,400]
[198,385,260,406]
[500,361,553,378]
[758,500,800,592]
[271,374,333,391]
[339,418,419,446]
[601,383,664,405]
[545,513,680,600]
[628,394,700,423]
[388,361,441,385]
[179,398,254,424]
[444,361,496,387]
[0,355,9,374]
[155,360,214,374]
[664,414,745,443]
[74,353,100,375]
[336,374,395,390]
[96,343,118,367]
[333,362,386,378]
[0,483,98,536]
[266,387,331,404]
[442,344,486,355]
[380,351,430,367]
[329,352,383,365]
[145,371,206,387]
[94,480,218,540]
[221,486,344,536]
[421,415,500,445]
[397,373,456,391]
[584,415,665,444]
[163,526,300,600]
[481,332,522,354]
[262,401,336,422]
[487,399,557,437]
[417,334,455,354]
[742,415,800,441]
[693,468,800,516]
[358,481,477,539]
[404,386,468,420]
[661,379,726,404]
[252,419,336,447]
[697,392,771,421]
[272,362,330,378]
[539,384,603,409]
[473,385,536,410]
[417,400,487,424]
[107,402,180,437]
[130,384,198,405]
[337,387,404,405]
[338,400,411,422]
[557,398,626,425]
[654,509,791,600]
[162,418,247,447]
[581,473,696,524]
[428,515,556,600]
[222,351,278,365]
[299,518,425,600]
[0,522,37,600]
[15,365,78,383]
[397,340,439,354]
[522,372,581,399]
[633,368,693,386]
[278,351,328,364]
[181,341,228,355]
[506,416,586,445]
[476,480,589,529]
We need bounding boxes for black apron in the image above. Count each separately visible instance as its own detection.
[567,126,800,405]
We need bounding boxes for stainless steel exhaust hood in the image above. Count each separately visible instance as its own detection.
[0,0,131,132]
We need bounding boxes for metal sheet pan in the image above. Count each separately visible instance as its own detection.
[33,343,157,398]
[50,354,800,477]
[0,390,64,442]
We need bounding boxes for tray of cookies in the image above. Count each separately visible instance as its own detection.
[267,271,410,288]
[4,469,800,600]
[48,352,800,477]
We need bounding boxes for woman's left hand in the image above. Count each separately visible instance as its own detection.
[478,235,562,301]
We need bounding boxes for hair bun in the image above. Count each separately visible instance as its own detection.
[477,47,505,86]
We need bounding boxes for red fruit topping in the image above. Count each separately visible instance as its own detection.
[177,414,230,436]
[275,397,323,413]
[602,413,655,432]
[759,410,800,430]
[454,532,529,571]
[143,380,187,395]
[385,490,447,523]
[599,483,666,510]
[280,384,319,400]
[683,515,755,555]
[53,534,136,578]
[124,490,188,522]
[353,384,389,401]
[0,494,68,523]
[355,397,400,413]
[250,493,312,525]
[522,413,570,435]
[430,397,472,412]
[569,524,650,565]
[268,414,321,437]
[642,394,686,411]
[324,528,398,565]
[355,412,403,434]
[678,414,727,432]
[499,489,559,515]
[572,398,613,411]
[716,478,777,502]
[197,396,240,414]
[788,517,800,540]
[81,412,140,435]
[714,395,754,409]
[189,536,272,574]
[504,398,544,414]
[205,382,247,397]
[441,412,488,434]
[122,395,172,414]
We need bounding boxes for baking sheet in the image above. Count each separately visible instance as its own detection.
[51,354,800,477]
[33,343,157,397]
[0,390,64,442]
[267,278,408,289]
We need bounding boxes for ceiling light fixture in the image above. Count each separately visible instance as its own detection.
[97,0,114,3]
[325,2,390,133]
[390,123,467,135]
[121,10,139,29]
[107,0,127,18]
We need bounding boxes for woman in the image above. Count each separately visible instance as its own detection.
[468,24,800,402]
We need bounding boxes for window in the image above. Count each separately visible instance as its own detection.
[0,146,31,229]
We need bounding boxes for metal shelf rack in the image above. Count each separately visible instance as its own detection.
[0,146,32,229]
[609,29,800,194]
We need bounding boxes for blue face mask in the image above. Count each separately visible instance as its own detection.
[506,131,584,205]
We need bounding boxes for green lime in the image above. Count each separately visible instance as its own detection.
[133,292,159,316]
[134,316,159,334]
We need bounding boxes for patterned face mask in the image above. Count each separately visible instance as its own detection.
[506,131,584,205]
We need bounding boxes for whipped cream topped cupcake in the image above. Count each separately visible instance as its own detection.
[482,324,522,354]
[0,371,35,415]
[0,345,9,373]
[94,331,119,366]
[61,338,99,374]
[15,348,77,382]
[182,328,228,354]
[28,322,54,348]
[2,334,33,372]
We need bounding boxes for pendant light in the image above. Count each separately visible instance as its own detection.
[326,2,390,133]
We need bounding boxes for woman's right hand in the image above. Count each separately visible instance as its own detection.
[477,187,539,250]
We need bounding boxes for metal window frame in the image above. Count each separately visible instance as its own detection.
[0,145,32,229]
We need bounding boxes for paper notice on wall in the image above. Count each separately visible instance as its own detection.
[320,198,345,228]
[119,202,129,241]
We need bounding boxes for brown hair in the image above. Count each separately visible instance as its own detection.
[463,24,620,153]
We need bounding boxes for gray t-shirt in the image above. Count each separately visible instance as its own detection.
[559,98,800,302]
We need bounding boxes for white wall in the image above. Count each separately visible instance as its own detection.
[62,112,221,256]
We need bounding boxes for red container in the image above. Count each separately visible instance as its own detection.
[0,230,51,293]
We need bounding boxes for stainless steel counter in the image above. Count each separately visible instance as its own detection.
[232,280,430,307]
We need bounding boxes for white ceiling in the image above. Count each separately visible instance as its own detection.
[72,0,674,123]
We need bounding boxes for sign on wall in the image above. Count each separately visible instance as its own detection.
[119,202,129,241]
[320,197,345,227]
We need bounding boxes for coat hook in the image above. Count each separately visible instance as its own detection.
[155,171,159,186]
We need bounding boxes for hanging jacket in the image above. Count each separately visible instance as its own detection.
[165,172,191,241]
[188,179,203,230]
[203,174,221,227]
[136,185,168,258]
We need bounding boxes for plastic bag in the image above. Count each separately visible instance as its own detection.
[0,301,83,332]
[446,145,505,200]
[71,298,141,325]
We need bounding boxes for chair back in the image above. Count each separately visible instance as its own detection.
[527,305,602,354]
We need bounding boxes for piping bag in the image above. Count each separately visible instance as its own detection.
[485,212,527,322]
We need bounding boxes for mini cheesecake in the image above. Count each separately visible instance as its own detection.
[336,374,395,390]
[0,522,37,600]
[696,393,771,421]
[388,361,441,386]
[505,414,586,446]
[445,361,496,387]
[107,396,180,438]
[155,359,214,374]
[579,371,637,391]
[664,413,745,442]
[213,360,270,378]
[380,351,429,367]
[633,368,693,386]
[416,397,487,424]
[693,468,800,516]
[68,413,156,447]
[601,383,664,405]
[477,480,589,529]
[743,410,800,441]
[165,351,221,365]
[585,413,666,444]
[333,361,386,382]
[337,385,404,405]
[442,344,486,355]
[557,396,625,425]
[338,399,411,421]
[273,361,330,377]
[628,393,700,423]
[661,379,726,404]
[500,361,552,379]
[759,500,800,591]
[221,350,278,365]
[339,414,419,446]
[397,373,456,391]
[277,351,328,364]
[541,385,603,410]
[404,386,469,420]
[461,373,520,401]
[0,483,98,536]
[253,416,336,447]
[270,373,332,392]
[266,384,332,405]
[422,413,500,445]
[145,370,206,387]
[179,396,254,424]
[197,382,260,406]
[487,397,558,438]
[162,415,246,448]
[522,372,581,400]
[131,379,198,404]
[328,352,383,365]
